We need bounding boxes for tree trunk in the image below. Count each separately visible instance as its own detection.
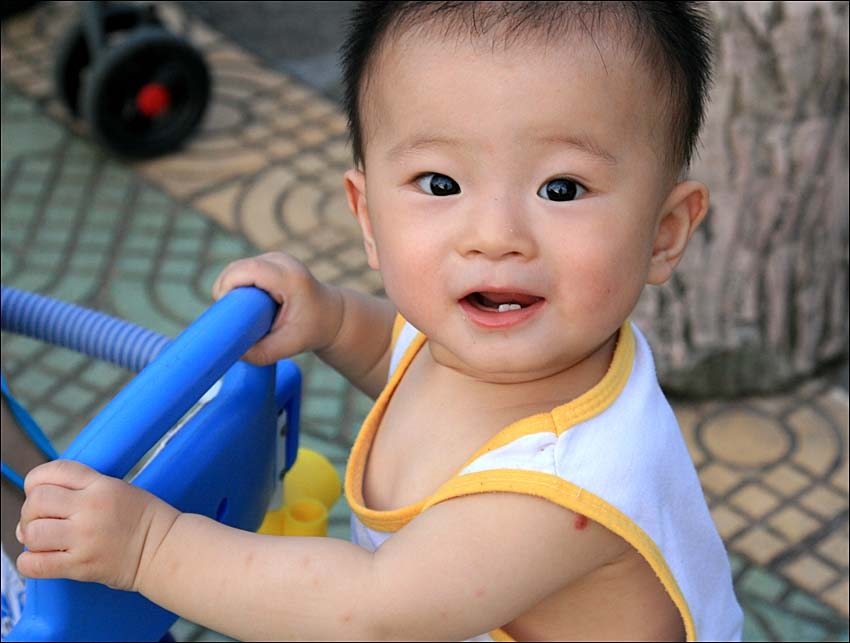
[634,0,849,397]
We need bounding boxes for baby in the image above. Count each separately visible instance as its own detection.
[16,2,743,640]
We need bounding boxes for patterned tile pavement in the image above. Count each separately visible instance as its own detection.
[1,3,847,641]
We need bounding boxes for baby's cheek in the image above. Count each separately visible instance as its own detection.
[576,265,620,303]
[575,259,644,321]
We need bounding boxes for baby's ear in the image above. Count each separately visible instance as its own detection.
[647,180,709,285]
[344,169,380,270]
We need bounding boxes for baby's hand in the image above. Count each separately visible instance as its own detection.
[212,252,344,364]
[16,460,179,592]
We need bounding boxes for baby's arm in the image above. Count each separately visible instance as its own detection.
[213,252,395,399]
[18,460,628,640]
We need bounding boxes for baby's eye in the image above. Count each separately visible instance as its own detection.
[537,178,586,202]
[416,173,460,196]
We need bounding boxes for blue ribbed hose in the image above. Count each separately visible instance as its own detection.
[1,287,172,372]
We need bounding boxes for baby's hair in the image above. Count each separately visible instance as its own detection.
[339,1,714,173]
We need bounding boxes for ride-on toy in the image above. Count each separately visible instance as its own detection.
[54,1,211,158]
[1,286,301,641]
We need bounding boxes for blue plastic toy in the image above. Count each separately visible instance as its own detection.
[1,285,301,642]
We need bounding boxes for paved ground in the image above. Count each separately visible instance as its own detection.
[1,2,847,641]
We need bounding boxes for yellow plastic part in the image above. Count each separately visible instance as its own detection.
[258,448,342,537]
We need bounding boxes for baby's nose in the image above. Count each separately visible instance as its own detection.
[459,198,537,260]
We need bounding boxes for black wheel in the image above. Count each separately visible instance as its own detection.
[82,27,211,159]
[53,2,162,116]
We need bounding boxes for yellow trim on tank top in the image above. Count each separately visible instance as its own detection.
[424,469,696,642]
[345,322,635,533]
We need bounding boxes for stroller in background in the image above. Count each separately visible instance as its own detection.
[2,0,212,159]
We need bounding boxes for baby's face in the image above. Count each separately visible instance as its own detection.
[353,28,678,384]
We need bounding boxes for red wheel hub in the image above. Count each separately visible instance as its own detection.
[135,83,171,118]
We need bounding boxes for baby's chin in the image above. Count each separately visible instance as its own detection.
[429,343,573,386]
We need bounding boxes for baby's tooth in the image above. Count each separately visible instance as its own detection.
[498,303,522,312]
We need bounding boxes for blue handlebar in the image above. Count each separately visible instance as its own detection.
[61,287,277,478]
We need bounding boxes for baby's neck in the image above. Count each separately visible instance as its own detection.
[423,332,619,415]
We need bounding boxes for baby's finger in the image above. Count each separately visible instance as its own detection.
[16,549,75,580]
[211,261,249,300]
[211,258,257,299]
[20,484,78,522]
[239,333,292,365]
[17,516,74,553]
[23,459,98,495]
[212,256,281,301]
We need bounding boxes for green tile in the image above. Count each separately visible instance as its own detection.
[63,143,97,166]
[137,188,172,208]
[27,246,65,269]
[121,234,161,255]
[101,164,132,181]
[79,360,131,390]
[209,235,251,258]
[756,599,831,641]
[53,383,99,415]
[159,256,200,279]
[13,370,55,399]
[307,363,349,393]
[77,227,114,246]
[38,408,75,445]
[154,281,208,319]
[51,278,98,305]
[198,264,228,293]
[302,418,344,442]
[299,434,351,462]
[175,214,208,234]
[59,163,95,182]
[351,390,374,420]
[728,552,745,576]
[12,162,49,189]
[742,610,770,642]
[7,271,53,292]
[738,565,788,601]
[785,588,845,620]
[1,248,21,277]
[116,254,155,276]
[1,335,44,361]
[1,199,38,222]
[0,118,64,156]
[34,226,73,245]
[42,204,79,222]
[167,235,204,255]
[69,252,104,271]
[170,619,206,643]
[0,223,27,245]
[108,281,181,337]
[193,626,235,642]
[88,205,124,225]
[97,186,134,205]
[43,349,89,374]
[303,393,344,420]
[25,157,53,174]
[1,159,13,182]
[52,184,87,203]
[130,208,168,230]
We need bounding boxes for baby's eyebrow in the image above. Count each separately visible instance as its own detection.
[534,134,618,166]
[385,135,462,161]
[384,132,618,166]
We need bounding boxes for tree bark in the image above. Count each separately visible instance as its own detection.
[633,0,849,397]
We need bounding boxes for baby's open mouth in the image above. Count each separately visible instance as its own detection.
[464,291,544,312]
